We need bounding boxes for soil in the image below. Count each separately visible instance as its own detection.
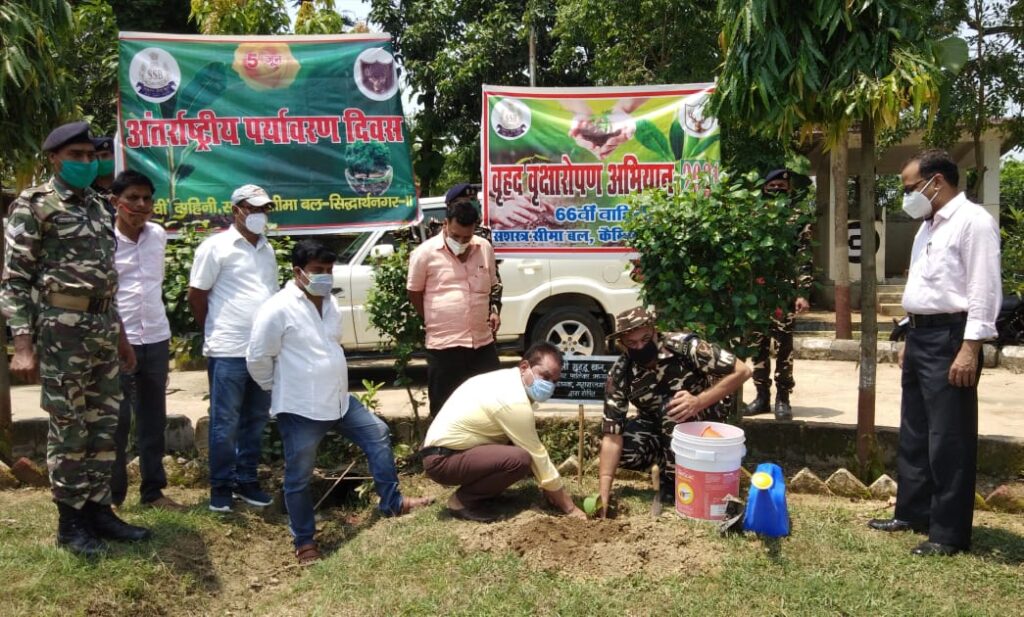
[457,500,720,580]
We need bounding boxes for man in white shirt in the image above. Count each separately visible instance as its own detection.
[188,184,279,512]
[108,171,184,511]
[869,150,1001,556]
[247,239,433,564]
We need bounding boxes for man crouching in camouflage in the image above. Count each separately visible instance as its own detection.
[1,122,152,556]
[596,307,751,517]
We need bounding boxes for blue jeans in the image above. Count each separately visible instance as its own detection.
[277,396,404,549]
[207,357,271,490]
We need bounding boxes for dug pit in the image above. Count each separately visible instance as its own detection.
[458,509,719,579]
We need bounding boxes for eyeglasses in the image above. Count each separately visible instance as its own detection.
[902,175,937,195]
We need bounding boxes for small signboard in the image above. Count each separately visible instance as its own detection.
[549,355,619,405]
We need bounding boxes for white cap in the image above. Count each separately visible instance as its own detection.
[230,184,273,207]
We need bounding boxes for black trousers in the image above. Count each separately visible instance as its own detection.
[895,321,980,549]
[426,343,500,417]
[111,339,171,505]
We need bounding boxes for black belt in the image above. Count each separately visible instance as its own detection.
[907,312,967,328]
[419,446,458,458]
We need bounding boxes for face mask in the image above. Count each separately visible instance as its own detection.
[302,272,333,297]
[525,369,556,402]
[96,159,115,177]
[244,212,268,235]
[901,176,937,220]
[445,235,467,256]
[626,339,659,364]
[58,159,99,189]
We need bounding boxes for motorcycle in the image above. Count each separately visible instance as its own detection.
[889,292,1024,345]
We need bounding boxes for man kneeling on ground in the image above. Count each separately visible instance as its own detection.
[598,307,751,517]
[421,342,586,522]
[247,239,433,564]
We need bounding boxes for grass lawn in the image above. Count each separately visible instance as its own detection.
[1,476,1022,617]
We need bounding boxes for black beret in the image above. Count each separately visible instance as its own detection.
[765,168,792,183]
[445,182,475,204]
[42,121,92,153]
[91,136,114,153]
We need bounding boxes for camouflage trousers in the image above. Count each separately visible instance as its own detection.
[751,314,796,396]
[37,308,122,509]
[619,404,731,486]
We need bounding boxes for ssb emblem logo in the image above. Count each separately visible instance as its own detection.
[129,47,181,103]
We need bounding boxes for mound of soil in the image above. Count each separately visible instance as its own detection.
[459,510,719,579]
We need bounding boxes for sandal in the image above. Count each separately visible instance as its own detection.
[295,542,321,565]
[399,496,435,515]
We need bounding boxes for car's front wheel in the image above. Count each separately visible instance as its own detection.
[529,307,606,356]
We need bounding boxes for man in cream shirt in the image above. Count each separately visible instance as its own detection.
[248,239,432,564]
[421,342,585,522]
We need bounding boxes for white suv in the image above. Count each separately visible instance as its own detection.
[323,197,640,356]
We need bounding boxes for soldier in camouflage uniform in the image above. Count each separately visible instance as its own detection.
[1,122,152,556]
[596,307,751,515]
[745,169,814,421]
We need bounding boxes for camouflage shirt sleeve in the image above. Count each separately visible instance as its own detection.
[1,193,43,336]
[477,226,503,314]
[795,222,813,293]
[602,355,631,435]
[663,332,737,378]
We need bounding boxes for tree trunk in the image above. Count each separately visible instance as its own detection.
[831,132,853,339]
[856,117,878,479]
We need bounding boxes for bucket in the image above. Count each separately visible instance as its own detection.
[671,421,746,521]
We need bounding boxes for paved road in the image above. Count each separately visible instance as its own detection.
[10,357,1024,440]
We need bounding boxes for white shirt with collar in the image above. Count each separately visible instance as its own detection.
[902,192,1002,341]
[246,280,350,421]
[115,221,171,345]
[189,225,279,357]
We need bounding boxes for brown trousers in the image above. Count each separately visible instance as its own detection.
[423,444,532,507]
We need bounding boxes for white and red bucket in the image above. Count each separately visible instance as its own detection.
[671,421,746,521]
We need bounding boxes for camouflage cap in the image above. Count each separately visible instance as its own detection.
[607,306,656,343]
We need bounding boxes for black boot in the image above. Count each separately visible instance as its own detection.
[85,501,153,542]
[56,502,107,557]
[744,390,771,416]
[774,394,793,421]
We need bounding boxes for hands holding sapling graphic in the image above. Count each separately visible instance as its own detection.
[564,98,646,160]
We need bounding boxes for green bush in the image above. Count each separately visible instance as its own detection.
[365,238,427,437]
[1002,206,1024,299]
[624,170,815,358]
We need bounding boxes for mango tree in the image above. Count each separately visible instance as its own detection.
[710,0,964,476]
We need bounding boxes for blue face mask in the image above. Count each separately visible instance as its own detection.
[526,369,556,402]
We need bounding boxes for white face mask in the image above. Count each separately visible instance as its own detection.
[244,212,268,235]
[901,176,937,220]
[445,235,467,256]
[302,271,333,297]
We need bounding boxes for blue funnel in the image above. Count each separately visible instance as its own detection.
[743,463,789,537]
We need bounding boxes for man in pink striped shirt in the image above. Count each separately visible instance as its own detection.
[407,184,502,417]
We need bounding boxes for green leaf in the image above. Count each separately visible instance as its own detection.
[933,37,968,76]
[669,119,685,160]
[176,61,228,116]
[634,119,673,160]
